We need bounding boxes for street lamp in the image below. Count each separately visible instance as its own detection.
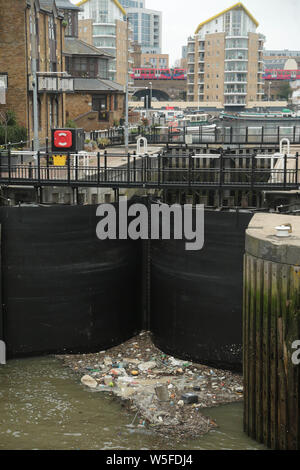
[149,81,152,108]
[124,16,129,155]
[145,87,149,117]
[268,81,272,102]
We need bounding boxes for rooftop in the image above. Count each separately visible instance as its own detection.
[74,78,124,92]
[55,0,81,10]
[64,37,113,58]
[76,0,126,16]
[195,2,259,34]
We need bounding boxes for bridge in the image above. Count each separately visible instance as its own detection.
[0,148,299,192]
[133,79,187,101]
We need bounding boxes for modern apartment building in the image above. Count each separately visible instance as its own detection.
[119,0,162,54]
[187,2,265,109]
[77,0,134,85]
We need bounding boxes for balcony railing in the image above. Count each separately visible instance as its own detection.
[28,74,74,93]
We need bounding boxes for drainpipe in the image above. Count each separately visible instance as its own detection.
[124,16,129,155]
[30,0,39,151]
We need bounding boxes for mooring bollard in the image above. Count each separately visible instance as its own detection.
[243,213,300,450]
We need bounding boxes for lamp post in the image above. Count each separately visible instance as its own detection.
[30,0,39,151]
[149,81,152,108]
[124,16,129,155]
[268,81,272,102]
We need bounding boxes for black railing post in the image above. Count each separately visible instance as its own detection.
[230,126,233,145]
[29,161,32,180]
[37,150,41,184]
[133,156,136,183]
[104,150,107,181]
[76,154,79,183]
[158,152,161,187]
[284,153,287,189]
[8,144,11,182]
[46,150,50,180]
[219,149,224,189]
[246,126,248,144]
[296,152,299,186]
[293,126,296,144]
[188,153,192,187]
[67,152,71,184]
[261,126,264,145]
[251,152,256,190]
[127,152,130,184]
[97,151,100,184]
[46,137,49,154]
[277,126,280,144]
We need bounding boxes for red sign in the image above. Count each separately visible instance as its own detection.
[54,130,73,149]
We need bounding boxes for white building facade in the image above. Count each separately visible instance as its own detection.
[187,2,265,108]
[119,0,162,54]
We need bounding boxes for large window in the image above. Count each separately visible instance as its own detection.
[64,11,78,38]
[49,15,57,71]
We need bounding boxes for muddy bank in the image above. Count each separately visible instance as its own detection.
[56,332,243,440]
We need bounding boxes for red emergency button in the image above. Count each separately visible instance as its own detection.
[54,130,72,149]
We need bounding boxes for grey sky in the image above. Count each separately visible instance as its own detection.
[71,0,300,66]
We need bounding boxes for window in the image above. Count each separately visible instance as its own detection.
[64,11,78,37]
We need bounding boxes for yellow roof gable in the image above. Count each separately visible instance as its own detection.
[195,2,259,34]
[76,0,126,16]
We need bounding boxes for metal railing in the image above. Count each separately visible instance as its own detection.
[0,149,298,191]
[87,125,300,146]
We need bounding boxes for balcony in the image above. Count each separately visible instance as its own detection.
[224,92,247,95]
[29,74,74,93]
[225,102,246,106]
[225,58,248,62]
[93,33,116,38]
[225,48,248,51]
[225,68,248,73]
[226,35,248,39]
[224,80,247,84]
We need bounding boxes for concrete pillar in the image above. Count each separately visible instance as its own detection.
[244,213,300,450]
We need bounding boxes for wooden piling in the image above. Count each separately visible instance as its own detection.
[244,214,300,450]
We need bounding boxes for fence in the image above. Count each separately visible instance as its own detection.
[0,149,299,191]
[88,125,300,146]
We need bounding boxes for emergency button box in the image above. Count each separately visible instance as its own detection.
[54,130,73,149]
[51,128,85,154]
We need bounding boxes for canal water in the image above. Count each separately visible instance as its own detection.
[0,357,267,450]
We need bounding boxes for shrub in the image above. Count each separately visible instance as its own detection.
[66,119,77,129]
[97,137,111,148]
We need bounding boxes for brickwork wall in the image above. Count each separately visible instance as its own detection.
[0,0,28,129]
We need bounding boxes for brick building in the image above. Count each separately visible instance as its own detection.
[77,0,134,86]
[140,53,169,69]
[57,0,125,130]
[0,0,71,146]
